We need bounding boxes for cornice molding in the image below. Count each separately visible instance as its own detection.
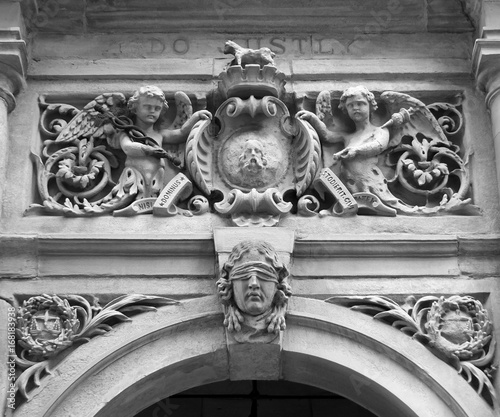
[2,233,499,258]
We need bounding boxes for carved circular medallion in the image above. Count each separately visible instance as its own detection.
[218,129,288,191]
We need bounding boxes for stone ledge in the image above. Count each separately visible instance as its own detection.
[3,233,499,258]
[294,235,459,257]
[28,58,215,81]
[1,234,499,279]
[28,57,472,81]
[291,58,471,81]
[35,233,215,256]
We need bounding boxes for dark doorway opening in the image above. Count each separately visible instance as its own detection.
[135,379,378,416]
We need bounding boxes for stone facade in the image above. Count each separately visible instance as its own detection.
[1,1,500,416]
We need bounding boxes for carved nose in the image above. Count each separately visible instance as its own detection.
[248,274,260,289]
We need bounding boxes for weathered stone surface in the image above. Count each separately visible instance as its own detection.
[1,0,500,414]
[31,33,472,61]
[27,0,476,35]
[12,297,497,417]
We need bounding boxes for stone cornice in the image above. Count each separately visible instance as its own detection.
[1,233,499,279]
[2,233,499,258]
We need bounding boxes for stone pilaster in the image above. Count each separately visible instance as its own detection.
[0,1,27,216]
[472,1,500,204]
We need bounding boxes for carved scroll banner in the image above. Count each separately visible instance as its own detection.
[113,198,156,216]
[354,193,397,217]
[153,173,193,216]
[313,168,357,215]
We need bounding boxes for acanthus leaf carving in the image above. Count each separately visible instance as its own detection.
[28,87,211,217]
[13,293,178,403]
[28,43,481,223]
[326,294,497,406]
[297,86,480,217]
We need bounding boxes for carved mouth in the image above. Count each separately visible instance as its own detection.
[247,292,262,300]
[244,158,263,170]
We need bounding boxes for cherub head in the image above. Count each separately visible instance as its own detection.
[338,86,378,123]
[127,85,169,127]
[217,241,291,319]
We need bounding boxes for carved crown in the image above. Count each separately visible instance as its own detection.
[218,64,286,100]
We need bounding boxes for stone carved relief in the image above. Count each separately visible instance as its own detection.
[216,241,292,343]
[13,294,177,403]
[298,87,479,216]
[28,87,210,217]
[27,42,479,223]
[328,295,496,406]
[186,42,320,226]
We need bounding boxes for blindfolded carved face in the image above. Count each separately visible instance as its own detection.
[230,248,278,315]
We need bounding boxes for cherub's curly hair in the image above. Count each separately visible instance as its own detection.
[216,241,292,308]
[127,86,169,124]
[338,85,378,114]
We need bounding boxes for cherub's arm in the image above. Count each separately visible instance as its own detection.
[296,110,345,144]
[160,110,212,145]
[334,127,390,160]
[119,131,168,158]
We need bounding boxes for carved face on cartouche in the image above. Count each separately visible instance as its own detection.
[238,139,267,175]
[231,247,278,315]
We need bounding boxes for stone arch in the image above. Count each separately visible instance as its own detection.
[15,296,495,417]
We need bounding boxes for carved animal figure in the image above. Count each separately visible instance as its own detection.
[224,40,276,68]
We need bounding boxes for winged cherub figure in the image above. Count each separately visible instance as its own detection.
[296,86,477,215]
[298,85,400,209]
[36,86,212,215]
[116,86,211,199]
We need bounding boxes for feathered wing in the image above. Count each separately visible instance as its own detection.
[380,91,449,147]
[316,89,333,123]
[293,118,322,196]
[171,91,193,129]
[55,93,128,149]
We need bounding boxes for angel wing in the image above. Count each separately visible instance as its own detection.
[55,93,128,150]
[380,91,449,147]
[293,117,322,196]
[316,90,333,123]
[170,91,193,129]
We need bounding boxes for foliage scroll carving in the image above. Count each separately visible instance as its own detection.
[327,294,496,406]
[28,42,480,224]
[12,293,178,404]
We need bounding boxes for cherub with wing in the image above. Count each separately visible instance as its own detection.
[297,86,473,214]
[113,85,211,199]
[34,86,211,215]
[297,85,401,212]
